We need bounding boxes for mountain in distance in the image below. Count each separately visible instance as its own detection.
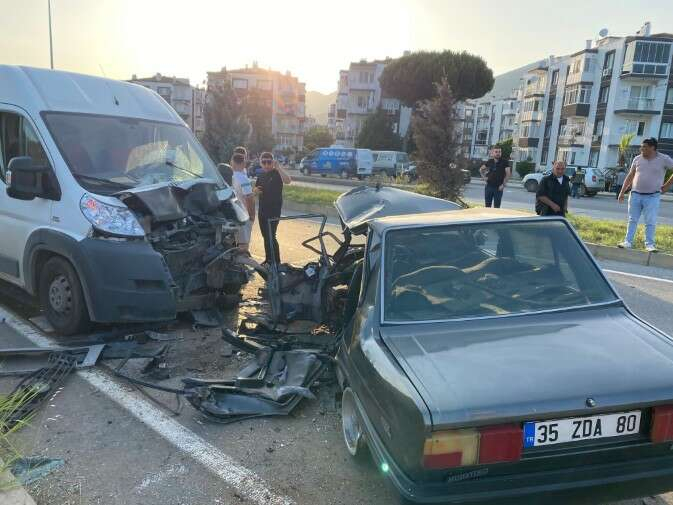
[305,90,337,125]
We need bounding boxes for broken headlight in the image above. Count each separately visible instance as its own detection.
[80,194,145,238]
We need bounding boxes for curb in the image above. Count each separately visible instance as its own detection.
[586,243,673,269]
[282,200,673,270]
[0,460,37,505]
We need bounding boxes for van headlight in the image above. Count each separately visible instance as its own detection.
[80,194,145,238]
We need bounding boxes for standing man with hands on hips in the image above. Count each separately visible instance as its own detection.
[479,145,511,208]
[254,152,292,265]
[617,138,673,253]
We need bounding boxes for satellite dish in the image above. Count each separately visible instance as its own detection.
[599,28,609,38]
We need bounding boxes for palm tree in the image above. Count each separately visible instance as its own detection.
[618,133,637,167]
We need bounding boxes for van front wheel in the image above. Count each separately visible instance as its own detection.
[39,256,91,336]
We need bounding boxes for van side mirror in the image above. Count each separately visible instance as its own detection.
[6,156,59,201]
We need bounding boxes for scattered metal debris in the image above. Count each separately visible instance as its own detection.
[183,329,334,423]
[2,353,76,432]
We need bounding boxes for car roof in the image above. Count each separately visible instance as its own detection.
[369,207,535,233]
[0,65,182,124]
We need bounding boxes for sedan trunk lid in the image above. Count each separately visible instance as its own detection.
[380,306,673,430]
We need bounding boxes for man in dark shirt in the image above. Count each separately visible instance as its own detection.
[536,161,571,216]
[479,146,511,208]
[255,152,292,264]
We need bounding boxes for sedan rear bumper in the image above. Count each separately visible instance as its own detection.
[352,390,673,504]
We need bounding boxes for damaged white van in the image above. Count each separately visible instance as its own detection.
[0,66,250,335]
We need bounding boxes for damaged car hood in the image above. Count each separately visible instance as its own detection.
[334,186,461,235]
[380,306,673,429]
[116,178,247,224]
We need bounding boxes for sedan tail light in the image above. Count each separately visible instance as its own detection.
[651,405,673,443]
[423,424,522,470]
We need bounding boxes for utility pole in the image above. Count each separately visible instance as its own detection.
[48,0,54,69]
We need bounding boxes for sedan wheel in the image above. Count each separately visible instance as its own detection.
[342,387,366,458]
[525,180,538,192]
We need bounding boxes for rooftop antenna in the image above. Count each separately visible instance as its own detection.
[48,0,54,69]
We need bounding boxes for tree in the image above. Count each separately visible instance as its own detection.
[201,81,249,164]
[495,137,513,161]
[618,133,637,167]
[355,109,403,150]
[411,79,466,200]
[245,88,275,155]
[380,50,494,107]
[303,125,334,152]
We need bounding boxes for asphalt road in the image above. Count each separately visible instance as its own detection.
[1,217,673,505]
[291,176,673,225]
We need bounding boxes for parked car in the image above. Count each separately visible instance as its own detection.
[302,147,373,178]
[0,65,250,334]
[523,166,604,196]
[329,189,673,504]
[372,150,411,177]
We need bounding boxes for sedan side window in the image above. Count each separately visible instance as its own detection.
[0,111,51,182]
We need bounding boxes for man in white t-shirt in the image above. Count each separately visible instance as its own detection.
[618,138,673,252]
[231,152,255,251]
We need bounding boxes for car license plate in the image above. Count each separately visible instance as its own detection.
[523,410,641,448]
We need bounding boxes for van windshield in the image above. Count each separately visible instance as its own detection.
[42,112,222,194]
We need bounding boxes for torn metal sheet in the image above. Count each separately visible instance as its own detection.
[183,338,330,423]
[0,341,168,377]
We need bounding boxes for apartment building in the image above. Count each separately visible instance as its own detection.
[328,59,411,146]
[129,74,205,136]
[206,63,306,152]
[508,22,673,172]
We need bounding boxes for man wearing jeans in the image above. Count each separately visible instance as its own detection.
[479,146,510,208]
[618,138,673,252]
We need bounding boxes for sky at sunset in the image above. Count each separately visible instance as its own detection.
[1,0,673,93]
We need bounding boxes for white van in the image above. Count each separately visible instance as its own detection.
[372,150,410,177]
[0,66,250,335]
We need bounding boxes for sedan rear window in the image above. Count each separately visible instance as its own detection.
[383,220,617,322]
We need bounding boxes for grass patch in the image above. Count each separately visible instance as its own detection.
[0,387,39,490]
[568,214,673,253]
[283,185,340,206]
[284,184,673,254]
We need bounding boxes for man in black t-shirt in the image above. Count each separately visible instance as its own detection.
[255,152,292,264]
[536,161,571,216]
[479,146,511,208]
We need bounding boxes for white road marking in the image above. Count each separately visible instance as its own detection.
[603,269,673,286]
[0,305,294,505]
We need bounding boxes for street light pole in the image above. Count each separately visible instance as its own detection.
[48,0,54,69]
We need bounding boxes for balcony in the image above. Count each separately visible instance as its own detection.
[524,84,546,98]
[566,69,595,86]
[557,133,591,146]
[518,137,539,148]
[605,133,646,147]
[613,97,660,115]
[561,103,590,118]
[501,106,517,116]
[520,110,544,123]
